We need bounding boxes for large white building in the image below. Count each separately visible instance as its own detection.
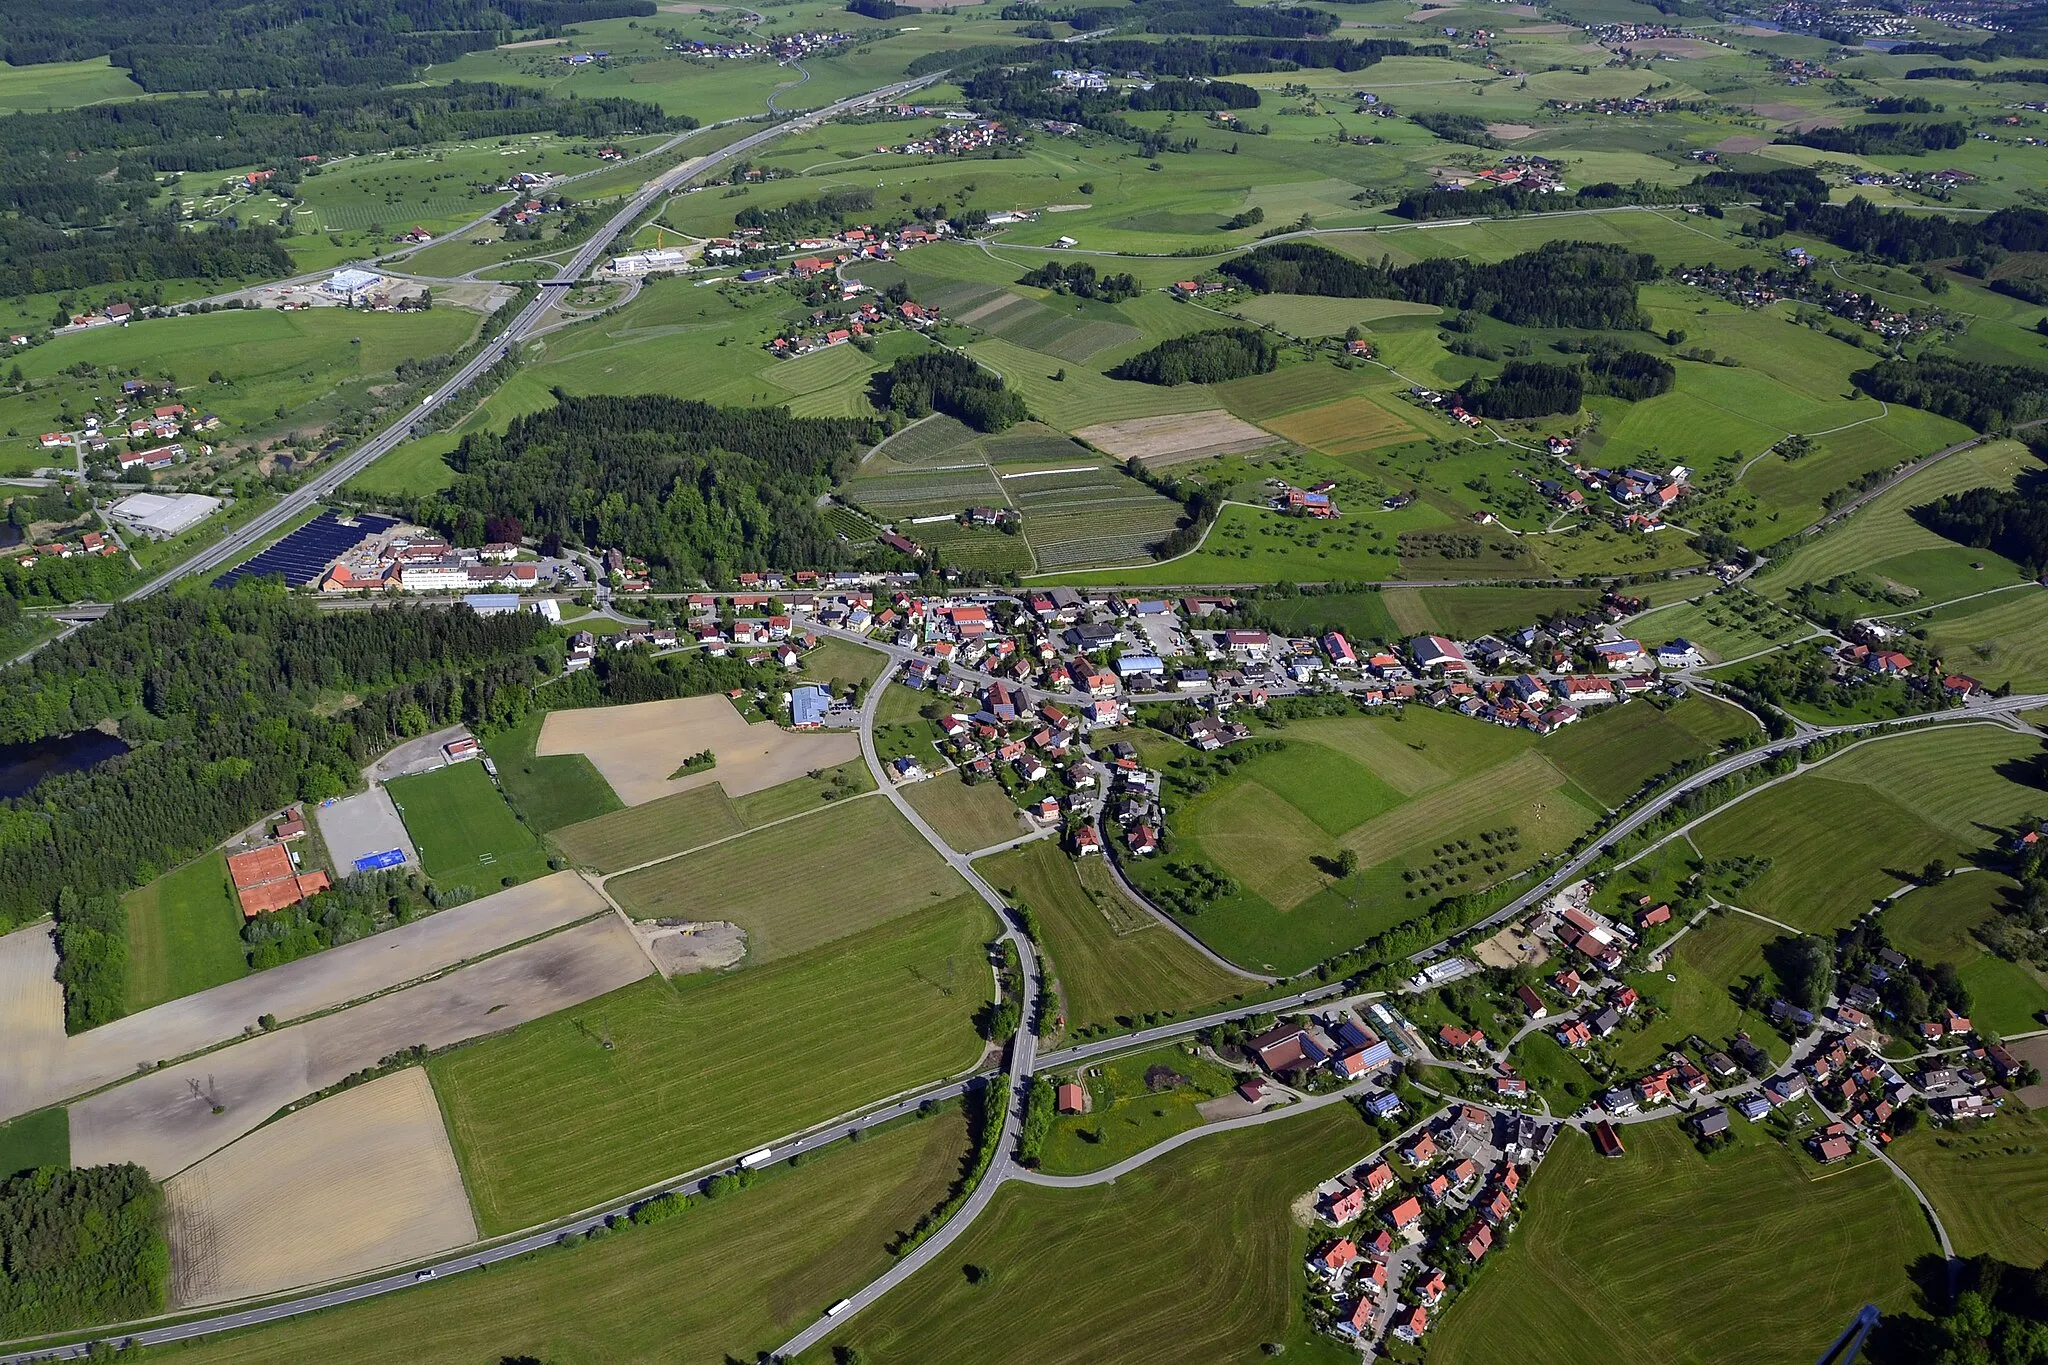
[323,268,385,302]
[603,247,692,278]
[108,491,222,539]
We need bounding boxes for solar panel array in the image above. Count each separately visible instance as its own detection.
[212,512,398,589]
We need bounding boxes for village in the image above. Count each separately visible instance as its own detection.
[1675,257,1961,343]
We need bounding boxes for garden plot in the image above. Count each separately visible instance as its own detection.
[867,414,986,469]
[536,695,856,808]
[164,1068,476,1307]
[2,872,608,1123]
[1006,466,1186,570]
[1075,410,1279,467]
[69,914,653,1178]
[844,465,1009,518]
[984,423,1095,465]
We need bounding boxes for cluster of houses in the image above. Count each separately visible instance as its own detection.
[494,194,569,232]
[318,533,543,594]
[1432,155,1568,194]
[1308,1102,1555,1348]
[1675,262,1956,343]
[876,118,1019,157]
[10,527,120,570]
[665,30,851,61]
[1545,93,1684,115]
[767,297,935,357]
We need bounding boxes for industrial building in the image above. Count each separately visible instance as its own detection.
[108,491,223,539]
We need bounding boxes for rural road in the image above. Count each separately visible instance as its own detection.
[124,71,944,601]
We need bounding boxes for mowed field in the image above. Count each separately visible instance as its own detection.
[976,841,1248,1033]
[1,872,608,1123]
[1539,695,1757,808]
[123,852,250,1014]
[606,796,969,964]
[70,914,652,1178]
[903,775,1027,854]
[164,1068,476,1307]
[1923,588,2048,693]
[387,760,553,887]
[142,1106,974,1365]
[1261,393,1421,457]
[1892,1107,2048,1269]
[803,1104,1372,1364]
[537,695,859,806]
[432,899,995,1234]
[1128,707,1608,973]
[1613,909,1788,1072]
[1690,723,2047,934]
[1427,1121,1933,1365]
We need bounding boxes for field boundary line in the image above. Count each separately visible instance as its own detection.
[588,785,884,881]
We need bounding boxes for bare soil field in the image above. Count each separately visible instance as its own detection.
[1487,122,1541,141]
[164,1068,476,1307]
[0,925,65,1110]
[1472,921,1550,971]
[3,872,607,1122]
[629,919,748,975]
[2011,1035,2048,1108]
[70,914,652,1178]
[1074,410,1277,467]
[538,695,857,807]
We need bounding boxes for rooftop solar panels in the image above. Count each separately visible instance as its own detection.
[213,512,397,589]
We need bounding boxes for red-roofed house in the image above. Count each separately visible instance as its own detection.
[1386,1196,1423,1231]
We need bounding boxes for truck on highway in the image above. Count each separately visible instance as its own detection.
[825,1298,852,1317]
[739,1147,775,1170]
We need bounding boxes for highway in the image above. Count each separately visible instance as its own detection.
[125,72,942,601]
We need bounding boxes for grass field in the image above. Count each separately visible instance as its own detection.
[0,1107,68,1180]
[1255,589,1400,642]
[1262,394,1421,457]
[903,775,1026,854]
[1509,1031,1601,1111]
[1882,872,2048,1037]
[977,841,1247,1034]
[432,898,995,1234]
[123,851,250,1014]
[1691,724,2047,933]
[149,1104,973,1365]
[388,760,554,888]
[550,784,744,873]
[1892,1108,2048,1269]
[1540,695,1757,809]
[488,709,625,836]
[803,1104,1369,1364]
[0,55,143,111]
[1124,709,1603,973]
[1922,589,2048,694]
[1428,1120,1933,1365]
[606,796,969,964]
[1037,1043,1241,1175]
[1380,585,1601,639]
[1613,909,1788,1072]
[1232,294,1441,337]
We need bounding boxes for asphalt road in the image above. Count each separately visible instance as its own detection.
[125,72,942,602]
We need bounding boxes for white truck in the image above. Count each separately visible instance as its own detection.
[739,1148,775,1170]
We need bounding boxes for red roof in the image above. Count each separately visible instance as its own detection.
[1056,1082,1085,1114]
[227,844,295,890]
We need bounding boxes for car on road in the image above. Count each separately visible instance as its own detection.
[415,1268,436,1281]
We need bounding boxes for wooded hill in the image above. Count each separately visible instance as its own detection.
[1110,327,1280,385]
[434,394,887,581]
[1221,240,1659,330]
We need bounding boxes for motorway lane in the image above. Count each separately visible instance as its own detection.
[130,74,942,601]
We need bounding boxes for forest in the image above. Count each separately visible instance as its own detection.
[1460,360,1582,419]
[1410,111,1500,149]
[1784,120,1968,156]
[1393,167,1821,221]
[1221,240,1658,330]
[1772,199,2048,267]
[1853,357,2048,431]
[0,589,559,929]
[1914,476,2048,574]
[733,188,876,238]
[1001,0,1339,39]
[870,352,1028,431]
[0,216,293,303]
[0,1164,166,1336]
[1109,327,1280,385]
[0,0,655,90]
[433,394,881,580]
[1017,261,1140,302]
[242,866,442,970]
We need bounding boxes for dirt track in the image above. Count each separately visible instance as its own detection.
[165,1068,477,1307]
[538,695,858,806]
[2,872,607,1123]
[70,914,653,1178]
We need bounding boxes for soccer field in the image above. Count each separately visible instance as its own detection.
[387,761,553,888]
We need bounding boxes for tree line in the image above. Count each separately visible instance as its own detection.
[1016,261,1139,302]
[428,394,889,583]
[0,215,293,303]
[1221,240,1659,330]
[1001,0,1339,39]
[1765,198,2048,267]
[870,351,1028,432]
[0,0,655,91]
[1914,471,2048,574]
[0,1164,166,1336]
[733,188,875,238]
[1109,327,1280,385]
[1853,357,2048,431]
[1393,167,1824,222]
[1783,120,1968,156]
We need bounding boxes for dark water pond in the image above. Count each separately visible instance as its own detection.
[0,729,131,799]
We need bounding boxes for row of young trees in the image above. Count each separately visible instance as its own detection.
[1109,326,1279,386]
[1221,240,1660,330]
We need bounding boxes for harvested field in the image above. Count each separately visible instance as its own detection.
[1487,122,1540,139]
[2,871,607,1123]
[164,1068,476,1307]
[607,796,968,964]
[0,926,65,1117]
[1074,410,1277,467]
[536,695,857,807]
[70,914,653,1179]
[1261,395,1419,456]
[628,920,747,976]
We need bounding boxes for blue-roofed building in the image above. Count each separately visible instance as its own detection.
[463,593,521,616]
[1656,639,1703,668]
[738,268,774,282]
[213,511,397,589]
[1735,1094,1771,1121]
[1331,1017,1371,1051]
[791,684,833,729]
[1365,1092,1403,1118]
